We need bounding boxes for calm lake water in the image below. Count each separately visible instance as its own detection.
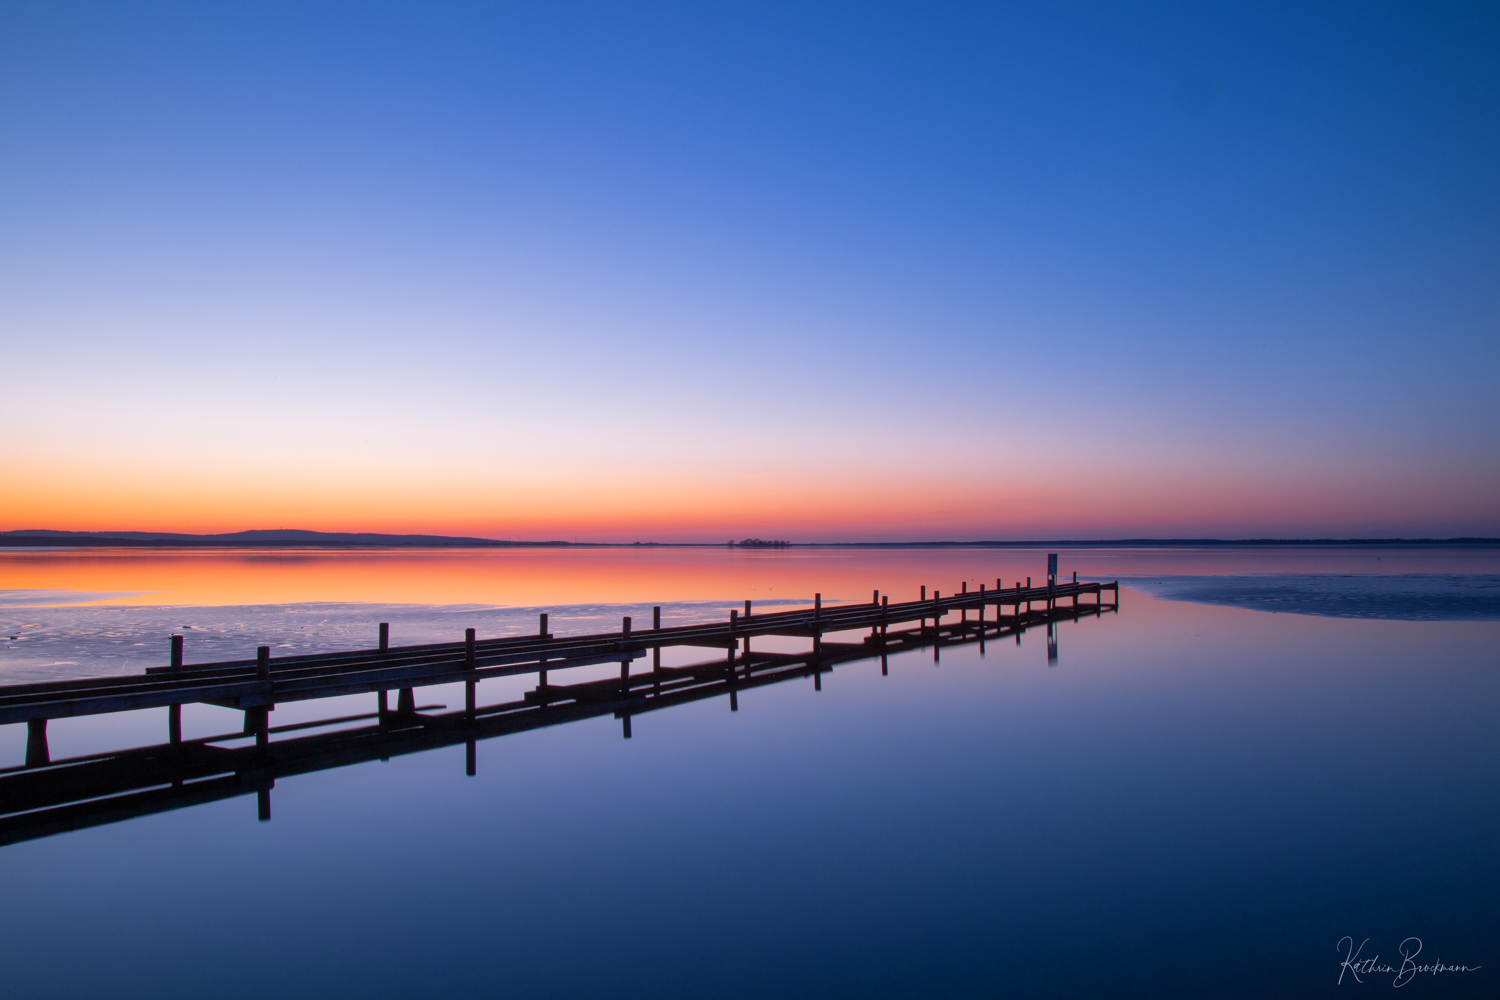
[1,546,1496,998]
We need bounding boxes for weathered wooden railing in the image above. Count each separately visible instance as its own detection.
[0,580,1117,844]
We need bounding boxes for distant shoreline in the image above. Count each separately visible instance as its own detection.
[1,530,1496,549]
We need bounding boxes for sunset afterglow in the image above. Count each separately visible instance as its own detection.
[3,5,1496,541]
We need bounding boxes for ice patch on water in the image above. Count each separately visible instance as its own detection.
[1122,574,1500,621]
[0,598,812,682]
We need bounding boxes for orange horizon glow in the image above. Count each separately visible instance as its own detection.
[5,545,1497,611]
[5,489,1495,542]
[7,430,1498,541]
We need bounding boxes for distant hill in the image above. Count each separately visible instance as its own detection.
[0,529,576,548]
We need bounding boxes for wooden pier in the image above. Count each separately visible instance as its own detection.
[0,576,1117,843]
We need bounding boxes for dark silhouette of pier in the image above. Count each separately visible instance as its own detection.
[0,572,1118,844]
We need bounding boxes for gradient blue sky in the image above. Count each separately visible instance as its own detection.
[2,2,1497,540]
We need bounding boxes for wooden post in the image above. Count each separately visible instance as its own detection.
[961,581,967,622]
[872,589,879,605]
[462,629,474,716]
[539,613,552,690]
[620,616,632,697]
[167,636,185,744]
[25,719,49,767]
[466,739,476,777]
[258,788,271,822]
[744,599,752,617]
[814,593,821,619]
[652,605,661,689]
[978,583,985,627]
[245,705,269,742]
[376,625,390,720]
[256,645,270,683]
[727,616,739,703]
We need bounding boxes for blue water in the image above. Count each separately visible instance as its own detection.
[0,570,1495,997]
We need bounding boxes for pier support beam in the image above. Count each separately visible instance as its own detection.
[244,706,270,746]
[168,635,183,740]
[652,606,662,693]
[25,719,49,768]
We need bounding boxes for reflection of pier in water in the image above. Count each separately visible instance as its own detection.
[0,576,1117,845]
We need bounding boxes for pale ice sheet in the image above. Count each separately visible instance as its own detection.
[1123,573,1500,620]
[0,597,808,682]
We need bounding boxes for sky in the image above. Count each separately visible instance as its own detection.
[2,1,1497,542]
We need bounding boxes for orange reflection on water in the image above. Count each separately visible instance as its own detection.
[2,545,1495,609]
[1,547,1090,609]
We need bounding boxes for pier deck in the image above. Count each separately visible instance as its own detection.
[0,579,1117,729]
[0,579,1118,844]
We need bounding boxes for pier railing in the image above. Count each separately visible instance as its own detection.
[0,579,1118,844]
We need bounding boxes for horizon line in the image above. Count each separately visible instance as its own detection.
[2,529,1498,549]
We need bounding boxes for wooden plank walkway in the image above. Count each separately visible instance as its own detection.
[0,587,1117,845]
[0,579,1116,729]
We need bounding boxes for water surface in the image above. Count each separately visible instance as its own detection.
[0,546,1494,998]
